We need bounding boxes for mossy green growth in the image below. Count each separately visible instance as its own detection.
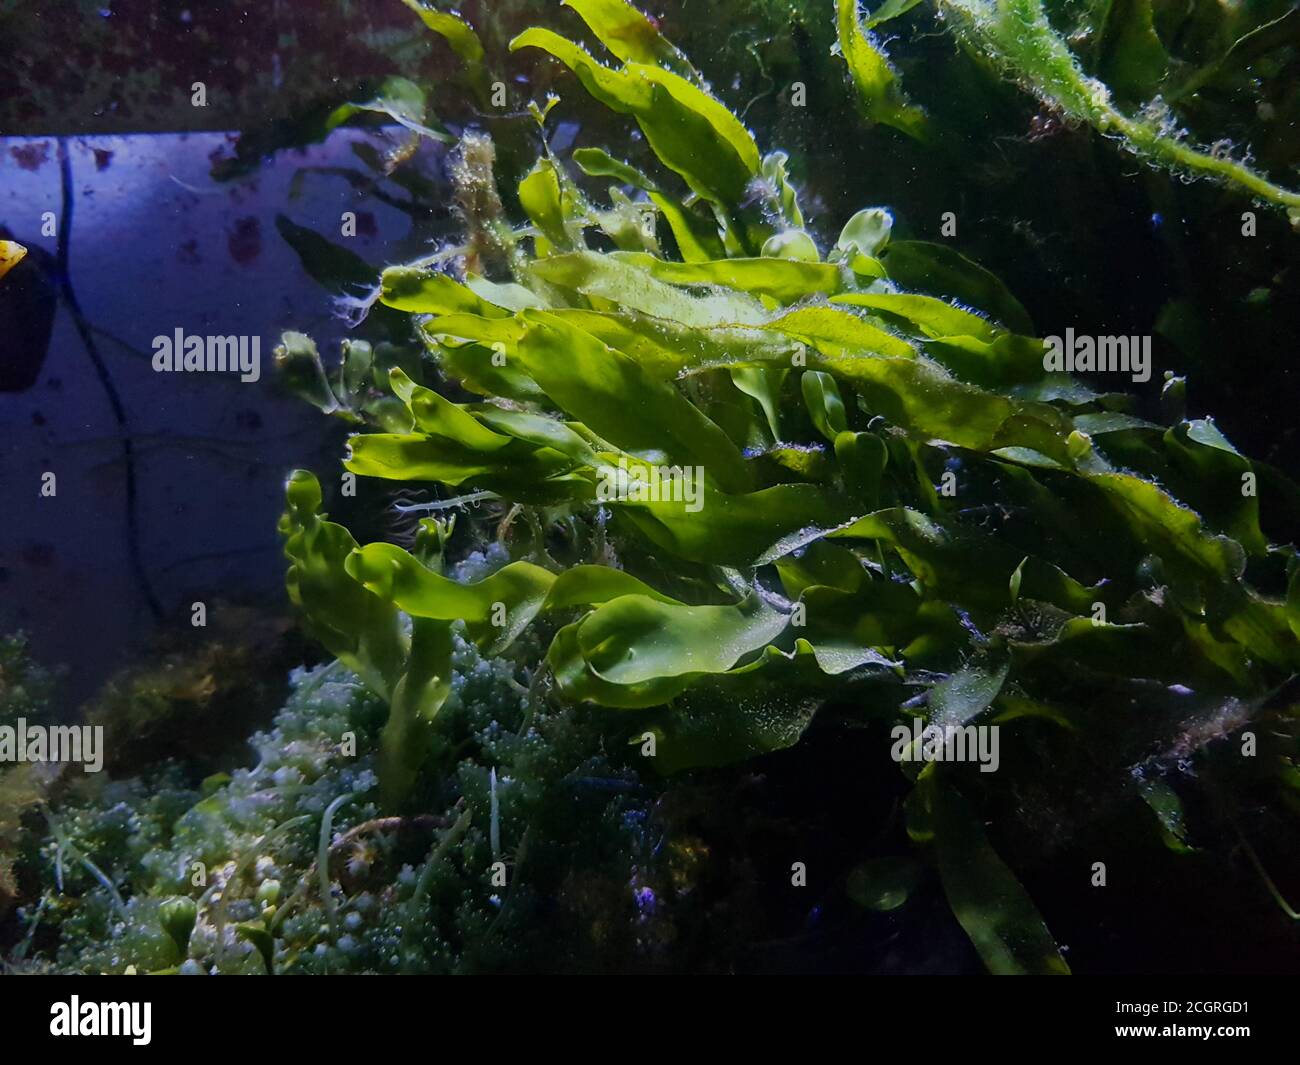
[0,633,58,915]
[9,625,676,974]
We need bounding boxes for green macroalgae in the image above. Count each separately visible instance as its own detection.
[271,0,1300,973]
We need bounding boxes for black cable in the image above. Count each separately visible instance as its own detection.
[56,138,164,620]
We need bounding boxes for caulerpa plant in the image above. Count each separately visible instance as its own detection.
[836,0,1300,223]
[279,0,1300,973]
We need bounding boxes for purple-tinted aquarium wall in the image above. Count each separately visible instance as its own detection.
[0,131,434,706]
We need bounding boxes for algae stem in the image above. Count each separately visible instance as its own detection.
[393,491,499,514]
[1104,108,1300,212]
[318,791,363,935]
[411,807,472,908]
[399,807,472,971]
[79,856,126,914]
[489,768,501,861]
[1239,833,1300,921]
[937,0,1300,219]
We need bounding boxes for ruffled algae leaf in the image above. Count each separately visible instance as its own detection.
[398,0,491,103]
[834,0,929,139]
[280,470,407,702]
[510,29,760,212]
[636,675,822,773]
[399,0,485,66]
[519,159,575,251]
[562,0,703,84]
[879,240,1034,335]
[913,771,1071,974]
[323,75,451,144]
[1094,0,1170,105]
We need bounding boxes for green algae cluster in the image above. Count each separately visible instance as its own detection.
[267,0,1300,972]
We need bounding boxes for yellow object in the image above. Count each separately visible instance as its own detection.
[0,240,28,281]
